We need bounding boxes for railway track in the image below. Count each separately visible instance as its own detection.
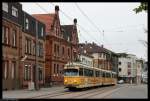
[30,84,124,99]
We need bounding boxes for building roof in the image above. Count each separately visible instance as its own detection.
[61,25,74,41]
[32,14,55,33]
[79,43,108,54]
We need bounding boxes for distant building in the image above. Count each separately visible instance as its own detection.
[78,42,118,73]
[78,53,94,67]
[118,53,138,83]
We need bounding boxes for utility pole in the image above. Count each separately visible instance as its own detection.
[35,20,39,90]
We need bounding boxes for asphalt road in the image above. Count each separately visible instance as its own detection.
[3,84,147,99]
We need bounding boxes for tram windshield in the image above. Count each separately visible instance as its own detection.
[64,69,78,76]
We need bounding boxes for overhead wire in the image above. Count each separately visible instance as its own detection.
[50,2,102,46]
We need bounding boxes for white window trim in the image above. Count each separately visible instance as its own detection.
[3,3,8,12]
[25,18,29,30]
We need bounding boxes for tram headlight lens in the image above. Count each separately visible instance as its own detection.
[65,80,67,82]
[74,80,77,83]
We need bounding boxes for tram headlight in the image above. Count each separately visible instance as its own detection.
[73,80,77,83]
[64,79,67,83]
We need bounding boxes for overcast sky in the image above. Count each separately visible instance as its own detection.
[21,2,148,61]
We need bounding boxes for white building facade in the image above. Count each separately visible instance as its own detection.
[118,53,137,83]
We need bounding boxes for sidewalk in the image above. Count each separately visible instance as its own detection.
[3,85,66,99]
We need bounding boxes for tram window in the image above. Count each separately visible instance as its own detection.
[84,69,88,76]
[89,70,93,77]
[106,73,108,78]
[102,72,105,77]
[64,69,78,76]
[114,74,117,78]
[96,71,99,77]
[99,71,101,77]
[79,68,83,76]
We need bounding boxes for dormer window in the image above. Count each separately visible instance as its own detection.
[3,3,8,12]
[25,18,29,30]
[12,6,18,17]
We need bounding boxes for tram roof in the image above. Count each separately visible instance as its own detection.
[65,62,116,73]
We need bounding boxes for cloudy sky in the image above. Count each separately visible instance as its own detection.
[21,2,148,61]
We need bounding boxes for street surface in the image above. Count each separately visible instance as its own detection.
[3,84,147,99]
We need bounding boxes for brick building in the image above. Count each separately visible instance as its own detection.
[2,2,46,90]
[2,2,22,90]
[32,6,79,86]
[19,11,46,88]
[78,42,118,72]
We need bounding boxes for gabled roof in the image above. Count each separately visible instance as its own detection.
[61,25,74,41]
[32,14,55,33]
[79,43,108,54]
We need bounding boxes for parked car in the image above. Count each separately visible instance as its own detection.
[118,80,124,84]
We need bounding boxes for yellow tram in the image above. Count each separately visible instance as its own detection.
[64,62,117,90]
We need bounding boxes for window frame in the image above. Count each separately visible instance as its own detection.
[12,29,17,47]
[12,6,18,17]
[25,18,29,30]
[3,2,8,12]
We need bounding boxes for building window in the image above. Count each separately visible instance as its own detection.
[3,3,8,12]
[41,27,44,37]
[28,40,32,54]
[25,38,28,53]
[54,64,56,74]
[12,6,18,17]
[62,47,64,55]
[57,64,59,74]
[57,45,59,56]
[54,44,56,54]
[119,68,121,72]
[12,29,17,47]
[3,26,9,45]
[2,26,5,43]
[39,43,43,57]
[33,41,36,55]
[119,62,121,65]
[11,62,16,79]
[3,61,9,79]
[68,48,70,57]
[25,18,29,30]
[128,62,131,68]
[24,65,31,81]
[39,68,43,81]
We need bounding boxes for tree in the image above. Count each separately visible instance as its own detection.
[133,2,148,14]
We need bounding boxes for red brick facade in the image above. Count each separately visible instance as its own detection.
[33,6,79,86]
[2,19,21,90]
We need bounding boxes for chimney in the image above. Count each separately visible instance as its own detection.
[74,18,77,25]
[85,41,87,44]
[55,5,59,14]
